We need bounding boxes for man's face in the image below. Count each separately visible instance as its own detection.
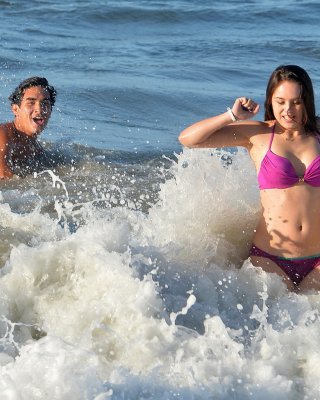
[12,86,52,137]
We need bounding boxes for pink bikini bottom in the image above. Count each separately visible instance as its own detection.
[250,244,320,285]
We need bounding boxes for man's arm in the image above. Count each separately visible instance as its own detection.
[0,125,13,179]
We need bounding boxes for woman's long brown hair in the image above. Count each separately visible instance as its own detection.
[264,65,319,134]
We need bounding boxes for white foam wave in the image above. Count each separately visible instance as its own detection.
[0,149,319,399]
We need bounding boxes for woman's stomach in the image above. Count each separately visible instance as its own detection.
[252,185,320,257]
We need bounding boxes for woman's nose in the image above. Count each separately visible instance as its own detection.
[285,103,293,114]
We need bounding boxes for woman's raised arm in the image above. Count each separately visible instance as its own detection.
[179,97,260,149]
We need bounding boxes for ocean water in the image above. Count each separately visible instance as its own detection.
[1,1,320,399]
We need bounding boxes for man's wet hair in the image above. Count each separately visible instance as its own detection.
[9,76,57,107]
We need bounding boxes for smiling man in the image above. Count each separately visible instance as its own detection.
[0,76,57,179]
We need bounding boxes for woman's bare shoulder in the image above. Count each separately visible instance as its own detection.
[240,119,273,129]
[233,119,274,140]
[244,119,274,134]
[247,120,275,145]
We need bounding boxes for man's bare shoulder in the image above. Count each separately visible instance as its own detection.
[0,123,13,147]
[0,123,11,134]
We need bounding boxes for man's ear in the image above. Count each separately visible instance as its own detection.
[11,104,19,116]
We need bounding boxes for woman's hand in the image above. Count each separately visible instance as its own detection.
[232,97,260,121]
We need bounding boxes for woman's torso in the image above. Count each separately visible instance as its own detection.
[248,121,320,257]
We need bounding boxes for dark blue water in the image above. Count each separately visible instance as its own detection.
[0,0,320,153]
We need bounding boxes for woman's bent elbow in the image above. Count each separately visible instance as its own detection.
[178,132,196,147]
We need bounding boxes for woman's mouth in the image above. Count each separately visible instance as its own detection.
[282,115,295,123]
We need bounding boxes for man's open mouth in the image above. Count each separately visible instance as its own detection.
[33,116,45,126]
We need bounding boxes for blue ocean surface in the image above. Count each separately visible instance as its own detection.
[1,0,320,152]
[0,1,320,399]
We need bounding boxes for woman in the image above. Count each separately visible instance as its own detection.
[179,65,320,292]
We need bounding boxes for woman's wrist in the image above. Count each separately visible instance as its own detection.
[226,107,238,122]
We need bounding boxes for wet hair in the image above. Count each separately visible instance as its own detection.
[264,65,319,134]
[9,76,57,107]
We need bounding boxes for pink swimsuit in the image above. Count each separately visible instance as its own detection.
[258,124,320,189]
[250,124,320,285]
[250,245,320,285]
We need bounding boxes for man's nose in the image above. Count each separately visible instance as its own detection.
[33,102,42,113]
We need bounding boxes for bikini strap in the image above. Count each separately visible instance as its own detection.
[268,123,276,150]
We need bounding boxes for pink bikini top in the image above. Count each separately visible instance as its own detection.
[258,125,320,190]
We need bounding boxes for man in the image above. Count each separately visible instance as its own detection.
[0,76,57,178]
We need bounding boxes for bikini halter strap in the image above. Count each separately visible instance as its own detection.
[268,123,276,150]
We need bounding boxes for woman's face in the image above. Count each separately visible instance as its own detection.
[271,80,305,130]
